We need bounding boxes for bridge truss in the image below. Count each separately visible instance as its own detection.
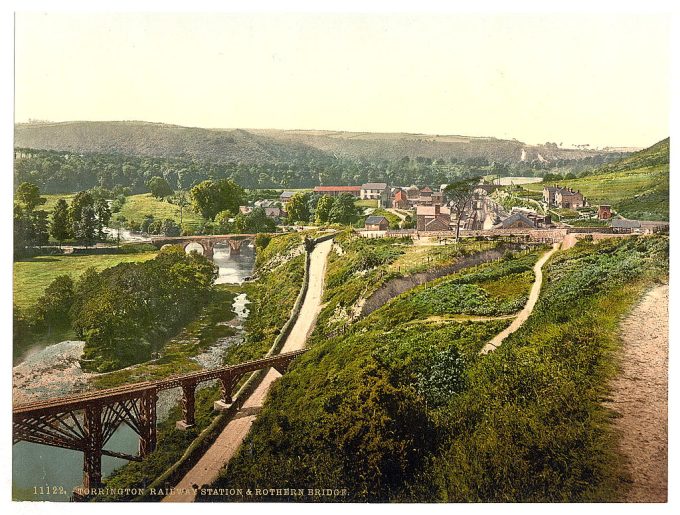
[13,349,307,491]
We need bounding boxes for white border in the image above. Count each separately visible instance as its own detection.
[1,2,678,515]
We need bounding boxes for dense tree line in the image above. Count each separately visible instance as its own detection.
[13,182,112,255]
[14,147,625,196]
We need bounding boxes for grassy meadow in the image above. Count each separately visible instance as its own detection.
[13,252,157,310]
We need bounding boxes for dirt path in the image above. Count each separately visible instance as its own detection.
[162,239,333,502]
[480,243,560,354]
[606,285,668,502]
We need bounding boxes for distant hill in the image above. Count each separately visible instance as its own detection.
[14,121,620,164]
[525,138,669,221]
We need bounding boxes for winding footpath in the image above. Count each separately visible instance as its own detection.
[162,239,334,502]
[606,285,668,502]
[480,243,560,354]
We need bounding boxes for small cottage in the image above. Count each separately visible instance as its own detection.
[364,215,389,231]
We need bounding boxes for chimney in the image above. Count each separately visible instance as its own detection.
[435,204,440,215]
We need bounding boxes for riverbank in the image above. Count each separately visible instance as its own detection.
[162,238,333,502]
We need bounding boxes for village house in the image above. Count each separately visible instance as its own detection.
[360,183,389,206]
[405,185,421,203]
[416,204,451,231]
[238,202,283,219]
[543,184,586,209]
[313,185,361,197]
[391,188,410,210]
[279,191,296,204]
[364,215,389,231]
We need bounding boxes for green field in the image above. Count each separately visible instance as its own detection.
[13,252,157,310]
[356,199,379,208]
[42,192,206,227]
[118,193,205,226]
[523,138,669,220]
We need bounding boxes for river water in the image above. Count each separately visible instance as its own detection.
[12,244,254,501]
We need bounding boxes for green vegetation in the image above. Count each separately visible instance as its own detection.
[526,138,669,220]
[70,247,217,372]
[190,179,244,220]
[91,285,238,389]
[356,199,378,208]
[223,236,306,365]
[13,252,157,311]
[202,235,667,502]
[359,251,539,333]
[314,234,501,337]
[118,193,205,228]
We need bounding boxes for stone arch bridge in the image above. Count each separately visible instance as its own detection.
[150,234,260,259]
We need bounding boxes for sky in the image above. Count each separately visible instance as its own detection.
[14,11,671,148]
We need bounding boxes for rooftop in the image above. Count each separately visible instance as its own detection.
[365,215,389,225]
[361,182,388,190]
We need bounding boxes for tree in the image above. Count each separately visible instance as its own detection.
[214,210,234,233]
[190,179,244,220]
[160,218,181,237]
[315,195,334,224]
[141,215,155,234]
[444,178,479,241]
[234,207,276,233]
[328,193,357,224]
[32,275,75,336]
[285,192,310,223]
[13,183,49,255]
[94,197,112,238]
[146,176,174,199]
[110,214,127,246]
[69,191,94,232]
[50,198,72,246]
[74,204,97,246]
[15,182,46,210]
[172,189,190,225]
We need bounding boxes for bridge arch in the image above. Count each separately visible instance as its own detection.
[184,241,206,256]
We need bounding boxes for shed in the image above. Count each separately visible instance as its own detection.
[365,215,389,231]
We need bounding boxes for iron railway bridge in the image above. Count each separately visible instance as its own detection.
[12,349,307,492]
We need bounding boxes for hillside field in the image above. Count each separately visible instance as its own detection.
[524,138,669,220]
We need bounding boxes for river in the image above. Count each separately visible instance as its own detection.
[12,244,255,501]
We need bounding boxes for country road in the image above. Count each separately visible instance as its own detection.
[162,238,333,502]
[480,243,560,354]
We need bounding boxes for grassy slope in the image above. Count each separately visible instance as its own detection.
[93,231,308,499]
[118,193,205,226]
[203,236,668,502]
[524,138,669,220]
[13,252,157,310]
[41,192,206,226]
